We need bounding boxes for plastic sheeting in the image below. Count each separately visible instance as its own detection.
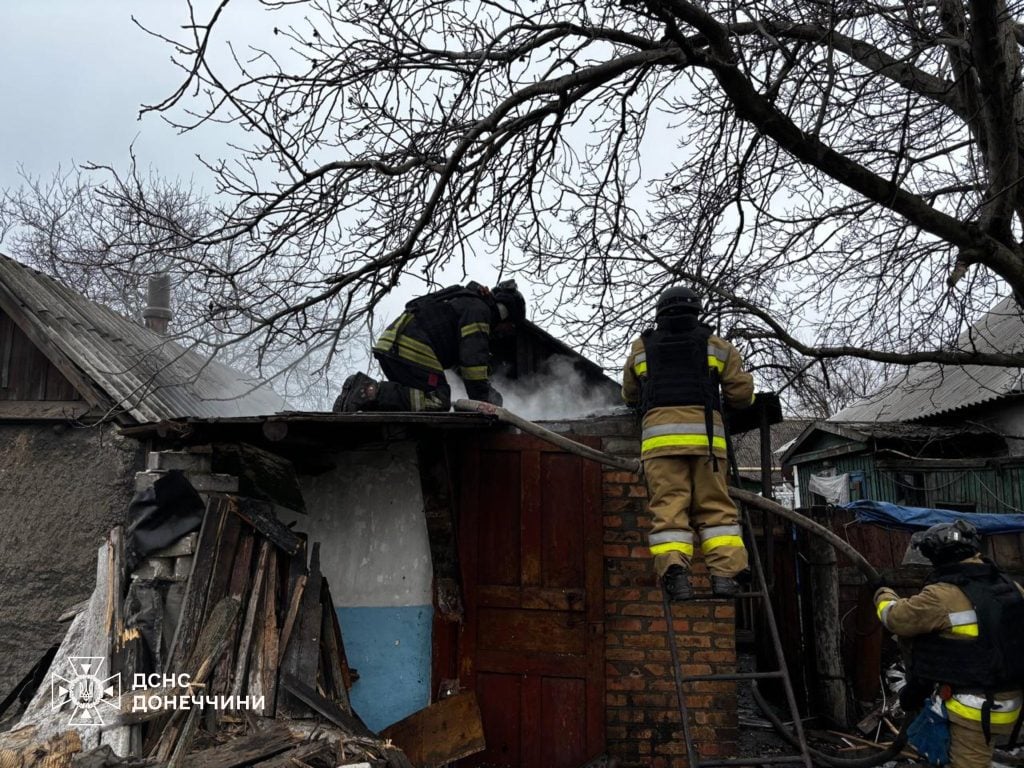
[808,472,851,504]
[844,499,1024,533]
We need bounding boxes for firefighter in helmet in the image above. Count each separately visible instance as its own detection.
[334,280,526,412]
[874,520,1024,768]
[622,286,755,600]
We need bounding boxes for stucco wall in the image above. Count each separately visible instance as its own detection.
[0,423,142,696]
[294,442,433,731]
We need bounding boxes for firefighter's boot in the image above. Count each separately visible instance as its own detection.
[333,372,380,412]
[662,565,692,602]
[711,575,741,597]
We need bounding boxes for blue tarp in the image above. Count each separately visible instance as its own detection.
[843,500,1024,534]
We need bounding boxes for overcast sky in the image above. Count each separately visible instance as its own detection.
[0,1,303,194]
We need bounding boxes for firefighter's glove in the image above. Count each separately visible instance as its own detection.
[486,386,504,407]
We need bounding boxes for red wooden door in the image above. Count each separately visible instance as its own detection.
[457,434,605,768]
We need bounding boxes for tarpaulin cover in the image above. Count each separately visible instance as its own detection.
[844,500,1024,534]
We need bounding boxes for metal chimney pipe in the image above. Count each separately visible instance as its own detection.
[142,273,173,334]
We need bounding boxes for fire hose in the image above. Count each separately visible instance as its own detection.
[453,399,909,766]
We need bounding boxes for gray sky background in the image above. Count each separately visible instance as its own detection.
[0,1,584,403]
[1,2,221,190]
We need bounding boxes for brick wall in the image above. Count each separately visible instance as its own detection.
[553,415,738,768]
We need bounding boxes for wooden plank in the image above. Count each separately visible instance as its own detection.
[179,722,299,768]
[0,400,90,420]
[381,691,486,767]
[279,675,376,738]
[250,740,334,768]
[476,608,586,654]
[321,579,355,699]
[226,496,302,556]
[0,282,112,412]
[213,526,255,696]
[166,499,228,673]
[0,310,14,389]
[521,449,543,587]
[147,597,242,756]
[249,546,279,716]
[202,512,243,626]
[277,574,306,664]
[416,438,464,622]
[211,442,306,514]
[278,544,321,717]
[231,540,272,698]
[318,579,353,712]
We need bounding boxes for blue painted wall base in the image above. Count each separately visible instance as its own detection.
[337,605,434,732]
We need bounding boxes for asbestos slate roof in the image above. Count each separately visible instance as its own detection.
[831,296,1024,422]
[733,419,815,479]
[0,254,286,423]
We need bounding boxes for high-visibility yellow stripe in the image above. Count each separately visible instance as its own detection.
[394,340,442,370]
[947,698,1021,724]
[642,434,727,452]
[634,360,648,376]
[950,624,979,637]
[701,535,745,554]
[650,541,694,557]
[396,334,436,356]
[707,355,724,373]
[461,322,490,337]
[876,600,893,621]
[461,365,489,381]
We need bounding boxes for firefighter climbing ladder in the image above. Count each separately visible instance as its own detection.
[453,398,886,768]
[660,440,815,768]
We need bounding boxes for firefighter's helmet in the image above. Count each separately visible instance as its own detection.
[656,286,701,317]
[493,279,527,324]
[911,519,981,566]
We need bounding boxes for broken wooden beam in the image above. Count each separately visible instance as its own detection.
[226,497,302,556]
[381,691,486,767]
[178,722,299,768]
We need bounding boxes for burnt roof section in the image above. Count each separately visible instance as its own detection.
[831,296,1024,422]
[0,253,286,424]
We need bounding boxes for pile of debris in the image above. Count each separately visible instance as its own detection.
[0,467,413,768]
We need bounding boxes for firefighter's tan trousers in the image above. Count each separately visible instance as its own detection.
[948,716,1020,768]
[949,722,992,768]
[644,455,749,578]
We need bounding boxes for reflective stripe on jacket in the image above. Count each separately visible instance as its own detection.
[622,333,754,460]
[874,563,1024,732]
[373,292,495,399]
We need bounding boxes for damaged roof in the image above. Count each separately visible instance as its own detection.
[0,253,285,423]
[831,296,1024,422]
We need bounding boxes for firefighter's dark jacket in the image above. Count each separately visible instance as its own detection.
[874,556,1024,732]
[622,316,754,460]
[372,287,497,400]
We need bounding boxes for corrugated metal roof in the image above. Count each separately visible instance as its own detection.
[0,253,286,423]
[830,296,1024,422]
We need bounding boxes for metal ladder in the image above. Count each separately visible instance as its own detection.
[661,451,814,767]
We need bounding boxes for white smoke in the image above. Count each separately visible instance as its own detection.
[447,355,627,421]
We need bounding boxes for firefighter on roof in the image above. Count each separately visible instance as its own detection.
[874,520,1024,768]
[622,285,755,601]
[334,280,526,412]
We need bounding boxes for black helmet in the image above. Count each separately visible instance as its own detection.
[492,279,527,324]
[656,286,701,317]
[911,519,981,566]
